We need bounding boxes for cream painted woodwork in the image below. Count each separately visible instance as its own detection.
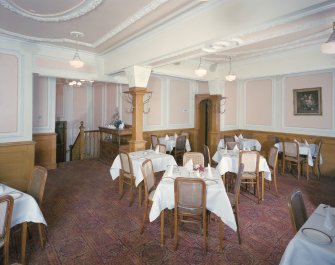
[0,141,35,191]
[33,133,57,169]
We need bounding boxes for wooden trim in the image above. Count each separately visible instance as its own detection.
[33,133,57,169]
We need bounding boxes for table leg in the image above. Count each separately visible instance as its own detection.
[160,210,165,247]
[21,222,27,265]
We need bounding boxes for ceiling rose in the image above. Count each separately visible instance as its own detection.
[0,0,103,22]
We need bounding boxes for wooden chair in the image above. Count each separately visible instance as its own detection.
[181,132,189,139]
[172,135,187,165]
[0,195,14,265]
[119,152,140,207]
[224,135,235,144]
[312,140,322,180]
[239,151,260,204]
[203,145,212,167]
[226,142,238,150]
[140,159,156,234]
[288,190,307,233]
[183,152,204,167]
[282,142,309,181]
[220,163,244,249]
[151,135,159,150]
[156,144,166,154]
[174,178,207,253]
[27,166,48,247]
[267,146,279,194]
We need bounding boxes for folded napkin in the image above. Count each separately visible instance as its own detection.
[155,145,160,154]
[304,139,309,146]
[165,135,169,141]
[233,144,239,153]
[207,164,213,178]
[234,135,239,142]
[324,206,334,230]
[222,147,227,154]
[184,159,193,172]
[167,165,174,177]
[238,134,244,140]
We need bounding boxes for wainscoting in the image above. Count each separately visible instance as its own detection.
[33,133,57,169]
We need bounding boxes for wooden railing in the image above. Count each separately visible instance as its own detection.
[70,121,100,161]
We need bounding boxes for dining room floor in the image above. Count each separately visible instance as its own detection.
[8,159,335,265]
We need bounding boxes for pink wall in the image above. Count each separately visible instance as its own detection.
[33,76,49,127]
[0,53,18,133]
[93,83,103,129]
[106,83,117,124]
[224,81,237,126]
[285,72,333,129]
[121,85,132,125]
[245,79,272,126]
[198,81,209,94]
[146,76,162,126]
[169,79,190,124]
[56,83,64,119]
[73,86,88,130]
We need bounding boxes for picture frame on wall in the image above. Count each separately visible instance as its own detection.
[293,87,322,115]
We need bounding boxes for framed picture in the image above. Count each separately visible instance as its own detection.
[293,87,322,115]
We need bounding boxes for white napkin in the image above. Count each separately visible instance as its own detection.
[234,135,239,142]
[324,206,334,230]
[167,165,174,177]
[304,139,309,146]
[155,145,160,154]
[119,122,125,129]
[165,135,169,141]
[222,147,227,154]
[184,159,193,172]
[238,134,244,140]
[233,144,239,153]
[207,164,213,178]
[294,139,299,143]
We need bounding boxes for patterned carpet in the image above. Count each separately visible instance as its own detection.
[9,159,335,265]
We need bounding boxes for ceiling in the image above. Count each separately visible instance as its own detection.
[1,0,335,79]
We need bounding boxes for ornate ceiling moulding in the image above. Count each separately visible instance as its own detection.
[0,0,103,22]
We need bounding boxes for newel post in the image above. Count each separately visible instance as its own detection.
[79,121,85,160]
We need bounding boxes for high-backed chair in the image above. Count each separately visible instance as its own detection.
[140,159,156,234]
[288,190,307,233]
[172,135,187,165]
[156,144,166,154]
[203,145,212,167]
[28,166,48,247]
[224,135,235,145]
[119,152,139,206]
[0,195,14,265]
[239,151,260,204]
[267,146,279,194]
[174,178,207,253]
[312,140,322,180]
[226,142,239,150]
[183,152,204,167]
[282,142,309,180]
[181,132,189,139]
[151,135,159,150]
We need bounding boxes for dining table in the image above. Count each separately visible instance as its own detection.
[149,165,237,246]
[274,141,323,167]
[280,204,335,265]
[0,183,47,265]
[110,149,177,186]
[158,136,191,153]
[217,138,262,151]
[212,149,272,200]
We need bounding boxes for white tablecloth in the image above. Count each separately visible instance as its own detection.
[274,142,323,167]
[0,184,47,227]
[213,150,272,181]
[149,166,237,231]
[110,150,177,186]
[280,204,335,265]
[159,136,191,152]
[217,138,262,151]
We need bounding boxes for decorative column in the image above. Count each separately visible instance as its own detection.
[125,66,152,152]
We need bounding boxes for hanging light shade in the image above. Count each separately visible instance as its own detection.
[69,31,85,69]
[225,56,236,81]
[321,22,335,54]
[194,57,207,77]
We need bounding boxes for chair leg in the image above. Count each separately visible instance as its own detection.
[235,209,241,244]
[297,162,301,180]
[129,180,135,207]
[273,171,278,194]
[174,214,178,250]
[38,223,46,248]
[138,182,143,207]
[306,163,309,181]
[140,199,148,234]
[203,213,207,254]
[4,241,9,265]
[219,220,223,252]
[282,159,285,174]
[256,177,260,204]
[160,210,165,247]
[119,176,124,198]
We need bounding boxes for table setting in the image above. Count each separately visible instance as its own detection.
[217,135,262,151]
[158,134,191,152]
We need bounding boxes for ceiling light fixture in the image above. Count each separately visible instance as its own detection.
[321,22,335,54]
[225,56,236,82]
[194,57,207,77]
[69,31,85,68]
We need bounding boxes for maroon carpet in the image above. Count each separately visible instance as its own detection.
[10,159,335,265]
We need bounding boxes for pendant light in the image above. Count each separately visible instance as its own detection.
[225,56,236,82]
[69,31,85,68]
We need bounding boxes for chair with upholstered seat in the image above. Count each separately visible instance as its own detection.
[140,159,156,234]
[174,178,207,253]
[27,166,48,247]
[239,151,260,204]
[172,135,187,165]
[267,146,279,194]
[288,190,307,233]
[203,145,216,167]
[183,152,204,167]
[282,141,309,181]
[155,144,166,154]
[224,135,235,144]
[181,132,189,139]
[312,140,322,180]
[0,195,14,265]
[150,135,159,150]
[226,142,239,150]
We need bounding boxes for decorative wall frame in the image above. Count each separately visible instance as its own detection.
[293,87,322,115]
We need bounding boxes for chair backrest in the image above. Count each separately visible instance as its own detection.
[119,151,133,175]
[224,135,235,144]
[315,140,322,162]
[183,152,204,166]
[288,190,307,233]
[226,142,238,150]
[203,145,211,166]
[268,146,279,170]
[283,142,299,159]
[151,135,159,149]
[141,159,155,197]
[0,195,14,253]
[233,163,244,196]
[156,144,166,154]
[174,178,206,213]
[27,166,48,206]
[175,135,187,151]
[181,132,189,139]
[239,151,260,173]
